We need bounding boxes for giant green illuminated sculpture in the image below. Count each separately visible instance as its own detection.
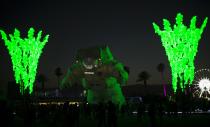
[0,28,49,94]
[61,46,128,106]
[153,13,208,92]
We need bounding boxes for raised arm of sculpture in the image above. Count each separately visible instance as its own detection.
[60,62,84,89]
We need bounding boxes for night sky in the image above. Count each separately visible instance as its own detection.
[0,0,210,92]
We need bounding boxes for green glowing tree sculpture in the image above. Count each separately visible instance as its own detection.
[153,13,208,92]
[0,28,49,94]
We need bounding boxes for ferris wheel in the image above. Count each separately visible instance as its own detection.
[192,68,210,100]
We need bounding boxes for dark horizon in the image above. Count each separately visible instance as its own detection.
[1,0,210,94]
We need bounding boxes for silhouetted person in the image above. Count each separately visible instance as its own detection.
[158,103,164,126]
[107,101,117,127]
[0,100,10,127]
[148,103,157,127]
[120,104,126,117]
[137,102,145,120]
[63,101,72,127]
[73,103,80,127]
[24,102,35,127]
[84,103,91,119]
[97,102,106,127]
[171,101,178,116]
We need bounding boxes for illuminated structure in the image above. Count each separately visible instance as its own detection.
[0,28,49,94]
[61,46,128,106]
[153,13,208,92]
[193,69,210,100]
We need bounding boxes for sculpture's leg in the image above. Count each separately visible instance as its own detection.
[87,89,94,104]
[111,83,125,107]
[106,77,126,107]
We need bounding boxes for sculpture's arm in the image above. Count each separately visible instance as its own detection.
[114,62,129,85]
[60,68,72,89]
[60,63,84,89]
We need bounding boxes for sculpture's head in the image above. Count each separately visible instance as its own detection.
[61,45,128,89]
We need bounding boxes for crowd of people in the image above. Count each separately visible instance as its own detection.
[0,94,210,127]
